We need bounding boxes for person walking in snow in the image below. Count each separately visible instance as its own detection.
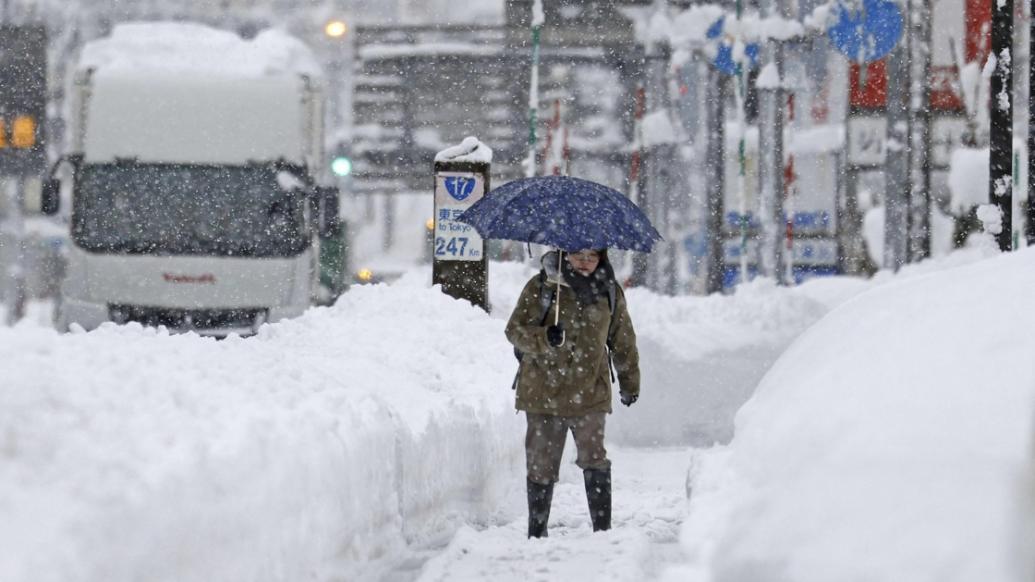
[505,248,640,538]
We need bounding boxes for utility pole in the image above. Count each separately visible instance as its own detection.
[757,0,787,283]
[884,34,910,270]
[705,67,726,293]
[642,35,675,292]
[629,82,649,287]
[1029,0,1035,246]
[524,0,544,179]
[906,0,932,261]
[990,0,1013,251]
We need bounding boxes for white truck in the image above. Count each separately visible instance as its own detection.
[43,23,338,336]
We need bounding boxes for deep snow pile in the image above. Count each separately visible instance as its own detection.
[669,246,1035,582]
[0,282,523,582]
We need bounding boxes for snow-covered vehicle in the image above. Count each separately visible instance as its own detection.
[43,23,339,336]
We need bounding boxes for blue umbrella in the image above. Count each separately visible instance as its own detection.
[456,175,662,253]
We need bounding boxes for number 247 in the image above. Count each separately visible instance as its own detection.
[435,237,468,256]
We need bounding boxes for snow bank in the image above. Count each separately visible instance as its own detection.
[675,247,1035,582]
[0,283,522,582]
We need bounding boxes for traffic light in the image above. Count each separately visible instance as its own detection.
[331,154,352,177]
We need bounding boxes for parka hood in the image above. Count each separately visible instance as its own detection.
[540,250,569,287]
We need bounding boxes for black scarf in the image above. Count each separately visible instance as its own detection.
[561,258,614,306]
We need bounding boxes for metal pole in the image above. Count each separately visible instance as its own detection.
[990,0,1014,251]
[907,0,932,261]
[757,41,785,281]
[1029,0,1035,245]
[4,177,26,324]
[884,40,911,270]
[629,84,649,287]
[525,0,544,178]
[733,0,749,285]
[705,68,726,293]
[641,39,672,291]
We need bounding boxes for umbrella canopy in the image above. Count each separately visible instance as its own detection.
[456,176,662,252]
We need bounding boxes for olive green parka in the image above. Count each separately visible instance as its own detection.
[505,260,640,416]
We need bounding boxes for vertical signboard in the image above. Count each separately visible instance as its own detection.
[432,161,489,310]
[433,172,485,261]
[0,25,46,176]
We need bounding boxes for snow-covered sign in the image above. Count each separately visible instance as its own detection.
[706,17,760,76]
[433,172,485,261]
[827,0,903,63]
[847,115,887,166]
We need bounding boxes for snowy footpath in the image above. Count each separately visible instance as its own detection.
[407,447,689,582]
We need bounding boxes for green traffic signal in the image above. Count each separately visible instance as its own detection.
[331,156,352,177]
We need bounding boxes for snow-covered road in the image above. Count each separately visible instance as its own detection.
[401,446,691,582]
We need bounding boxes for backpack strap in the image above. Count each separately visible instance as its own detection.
[605,281,617,348]
[604,281,618,384]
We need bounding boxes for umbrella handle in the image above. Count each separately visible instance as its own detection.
[555,250,562,325]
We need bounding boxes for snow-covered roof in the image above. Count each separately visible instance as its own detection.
[435,136,493,164]
[78,22,323,80]
[358,42,503,61]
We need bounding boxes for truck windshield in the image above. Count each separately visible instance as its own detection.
[72,163,309,257]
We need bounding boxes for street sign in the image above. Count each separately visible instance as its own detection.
[828,0,903,63]
[706,17,760,76]
[847,115,887,166]
[0,25,46,176]
[714,42,760,76]
[433,172,485,261]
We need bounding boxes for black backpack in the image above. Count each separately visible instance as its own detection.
[512,270,619,389]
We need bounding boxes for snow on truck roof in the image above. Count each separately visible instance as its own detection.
[79,22,322,79]
[77,23,323,166]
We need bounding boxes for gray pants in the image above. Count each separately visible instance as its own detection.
[525,412,610,485]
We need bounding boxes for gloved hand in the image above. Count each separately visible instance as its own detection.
[546,323,565,347]
[620,393,638,407]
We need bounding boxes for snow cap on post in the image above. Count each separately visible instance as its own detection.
[434,136,493,165]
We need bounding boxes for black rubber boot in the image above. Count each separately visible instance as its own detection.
[527,479,554,538]
[584,468,611,531]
